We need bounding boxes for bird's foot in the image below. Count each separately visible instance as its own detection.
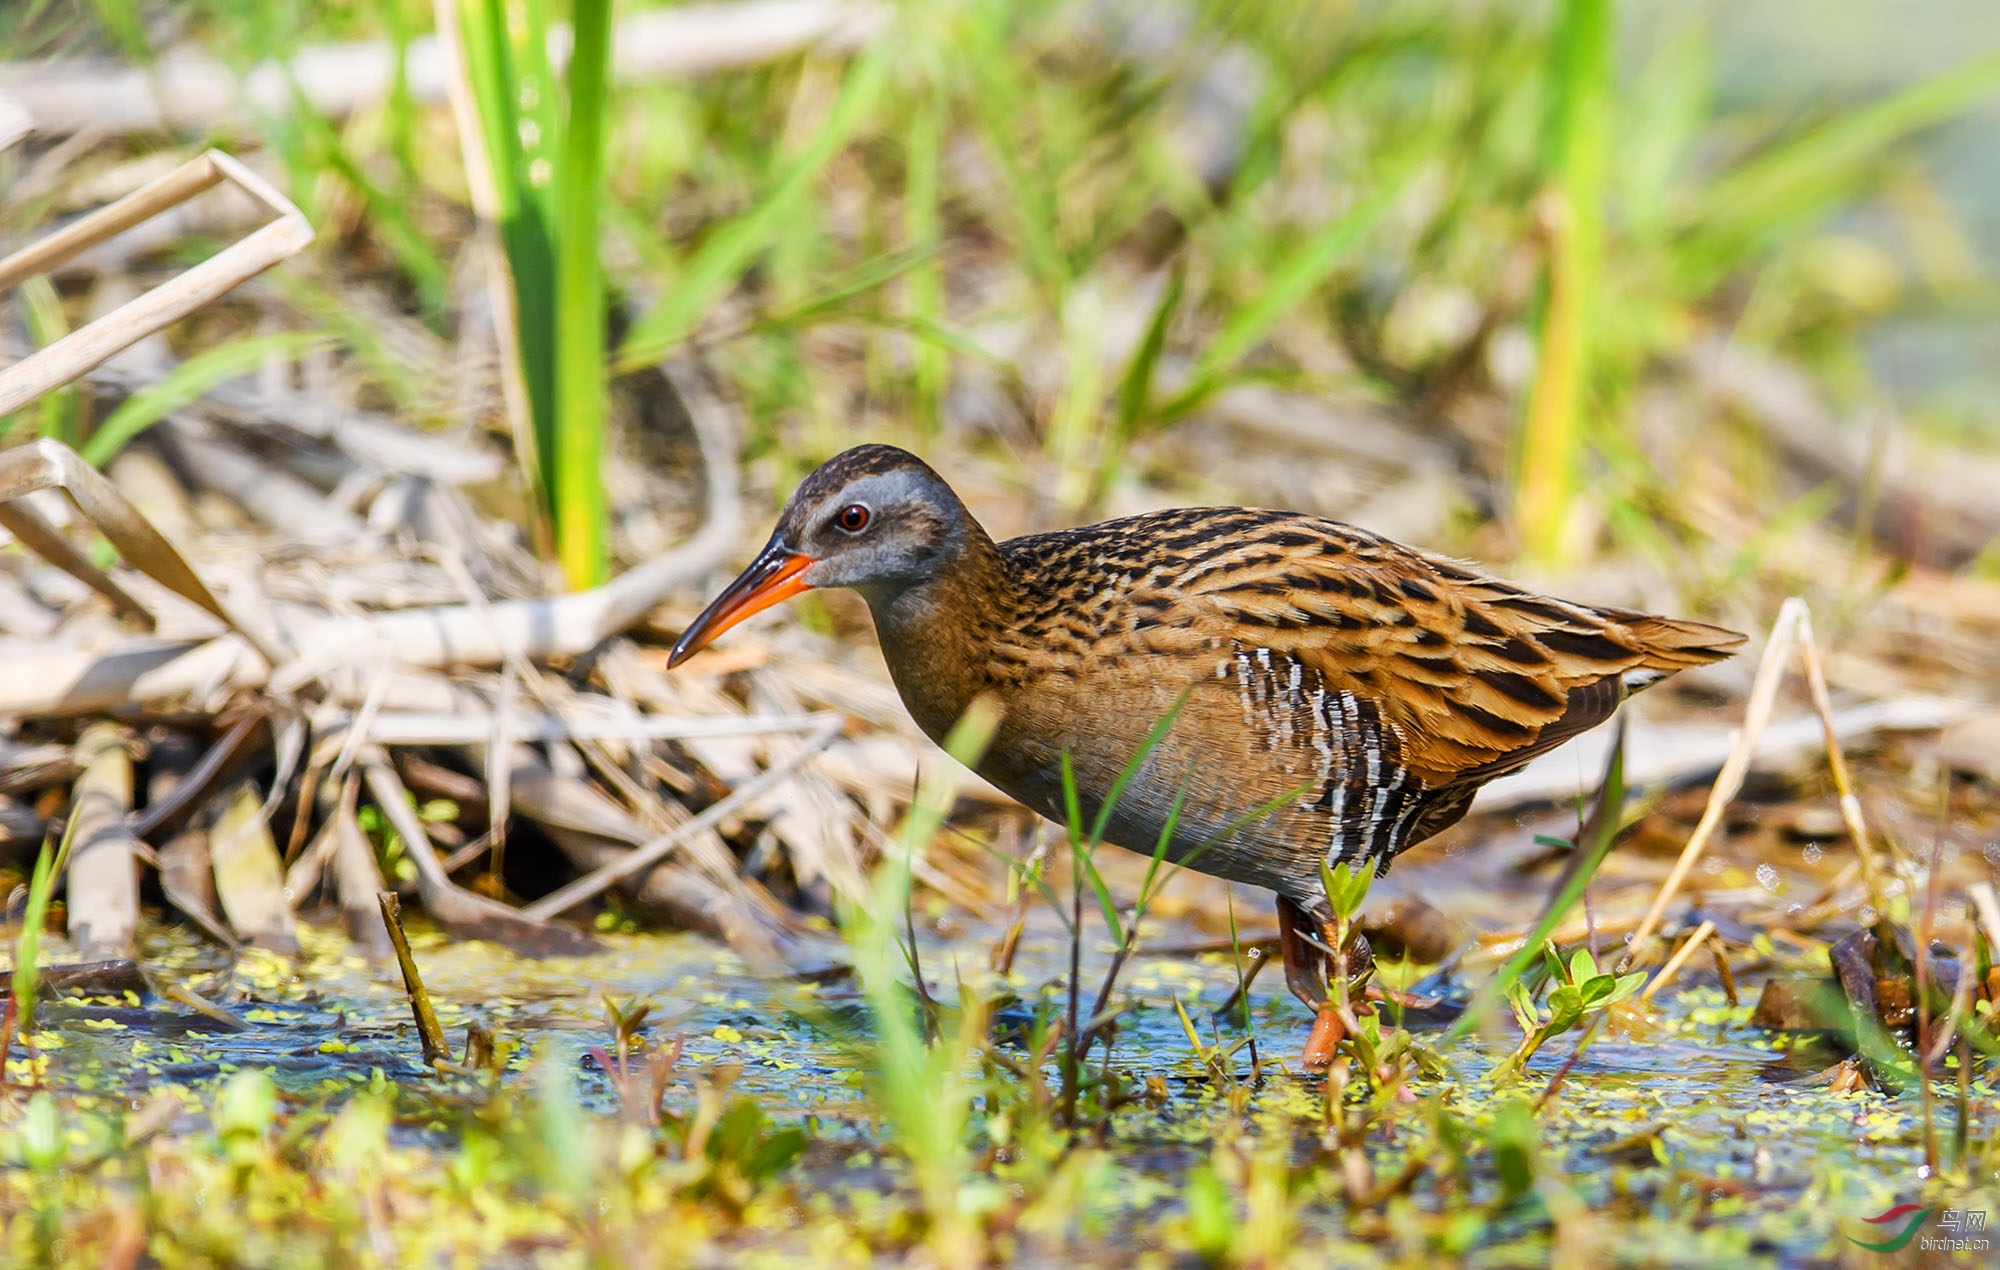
[1302,1006,1344,1072]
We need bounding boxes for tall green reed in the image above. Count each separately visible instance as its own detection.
[1515,0,1609,567]
[451,0,613,587]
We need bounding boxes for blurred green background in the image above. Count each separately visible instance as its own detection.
[4,0,1996,600]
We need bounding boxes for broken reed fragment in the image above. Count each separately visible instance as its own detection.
[378,890,450,1067]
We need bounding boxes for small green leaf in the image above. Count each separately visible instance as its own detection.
[1579,973,1619,1007]
[22,1092,64,1172]
[1569,948,1598,985]
[1506,981,1541,1034]
[1320,858,1373,921]
[1605,971,1647,1005]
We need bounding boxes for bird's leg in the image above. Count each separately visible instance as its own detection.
[1275,896,1328,1009]
[1276,896,1349,1072]
[1304,916,1384,1073]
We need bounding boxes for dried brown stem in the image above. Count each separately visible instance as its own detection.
[377,891,449,1067]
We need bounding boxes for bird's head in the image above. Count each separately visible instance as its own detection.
[668,444,971,667]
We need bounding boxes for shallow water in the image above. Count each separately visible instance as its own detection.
[11,900,1991,1265]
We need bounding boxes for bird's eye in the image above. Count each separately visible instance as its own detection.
[835,503,871,533]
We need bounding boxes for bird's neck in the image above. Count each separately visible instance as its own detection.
[866,523,1016,746]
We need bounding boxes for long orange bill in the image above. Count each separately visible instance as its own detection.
[668,538,816,668]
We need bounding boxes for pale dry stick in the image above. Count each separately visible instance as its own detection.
[326,662,395,785]
[0,90,29,151]
[3,336,503,483]
[332,779,395,960]
[68,722,140,962]
[523,714,843,920]
[495,742,754,893]
[207,783,300,954]
[0,158,221,290]
[1639,920,1716,1004]
[129,709,263,841]
[1620,599,1807,973]
[428,539,732,907]
[358,753,472,900]
[0,1,888,136]
[0,150,311,417]
[0,502,157,625]
[0,376,741,716]
[326,708,832,745]
[1794,618,1898,902]
[429,548,641,891]
[1480,696,1973,814]
[487,664,516,884]
[157,419,365,544]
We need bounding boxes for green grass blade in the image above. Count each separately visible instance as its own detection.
[1616,22,1711,243]
[550,0,614,588]
[282,93,452,316]
[962,8,1069,304]
[1132,780,1314,900]
[1110,262,1184,440]
[455,0,557,502]
[81,331,336,468]
[1678,51,2000,291]
[12,811,82,1037]
[1515,0,1611,567]
[1156,167,1414,423]
[749,243,942,336]
[615,53,891,371]
[1072,849,1124,947]
[902,85,948,438]
[1058,753,1123,944]
[1133,774,1193,916]
[837,700,995,1257]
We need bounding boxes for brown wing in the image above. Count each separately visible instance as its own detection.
[1180,516,1744,788]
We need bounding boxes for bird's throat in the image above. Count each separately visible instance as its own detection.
[867,524,1016,748]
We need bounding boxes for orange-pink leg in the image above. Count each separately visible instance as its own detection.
[1277,897,1343,1071]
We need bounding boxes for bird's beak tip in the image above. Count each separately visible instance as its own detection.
[665,545,816,671]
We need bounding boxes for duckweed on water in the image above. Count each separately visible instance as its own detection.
[2,916,1996,1266]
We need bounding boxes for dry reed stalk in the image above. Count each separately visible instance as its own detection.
[0,1,888,137]
[1639,920,1716,1003]
[66,722,140,961]
[377,891,450,1066]
[523,714,843,919]
[207,783,300,954]
[0,150,312,417]
[1621,598,1893,972]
